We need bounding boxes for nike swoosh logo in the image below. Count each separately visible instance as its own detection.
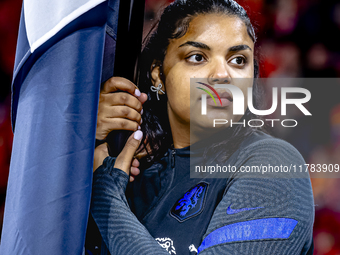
[226,204,264,215]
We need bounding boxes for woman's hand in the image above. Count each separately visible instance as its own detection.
[94,77,147,180]
[113,130,143,178]
[93,131,143,182]
[96,77,147,140]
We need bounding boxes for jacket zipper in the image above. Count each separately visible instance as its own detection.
[141,149,176,223]
[171,149,176,168]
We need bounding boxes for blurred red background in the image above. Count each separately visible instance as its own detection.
[1,0,340,253]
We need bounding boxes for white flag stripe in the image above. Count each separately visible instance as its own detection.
[24,0,106,53]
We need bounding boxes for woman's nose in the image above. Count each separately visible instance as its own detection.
[207,60,231,85]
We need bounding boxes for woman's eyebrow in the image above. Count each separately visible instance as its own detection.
[228,44,252,52]
[178,41,211,50]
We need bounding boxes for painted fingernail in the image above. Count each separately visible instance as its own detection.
[141,109,143,115]
[134,89,141,97]
[134,130,143,140]
[138,125,141,130]
[140,118,143,124]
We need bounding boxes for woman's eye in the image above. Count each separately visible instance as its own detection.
[230,56,246,66]
[186,54,205,63]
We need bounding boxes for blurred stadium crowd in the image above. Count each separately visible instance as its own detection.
[0,0,340,253]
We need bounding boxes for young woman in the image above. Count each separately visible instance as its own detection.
[92,0,314,254]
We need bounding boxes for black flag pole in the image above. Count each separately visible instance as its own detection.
[106,0,146,157]
[114,0,146,81]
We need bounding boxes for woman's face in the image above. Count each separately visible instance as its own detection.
[153,13,254,143]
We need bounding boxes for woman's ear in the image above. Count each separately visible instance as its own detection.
[151,62,165,92]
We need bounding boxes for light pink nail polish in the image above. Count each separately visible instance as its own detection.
[134,89,141,97]
[134,130,143,140]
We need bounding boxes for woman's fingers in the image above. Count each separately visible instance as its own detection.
[114,130,143,175]
[96,118,140,140]
[101,92,143,111]
[131,158,140,167]
[138,92,148,105]
[93,140,142,181]
[102,77,141,95]
[102,77,148,106]
[129,159,140,182]
[102,77,148,104]
[102,105,142,123]
[96,77,147,140]
[95,77,146,176]
[130,167,140,176]
[129,167,140,183]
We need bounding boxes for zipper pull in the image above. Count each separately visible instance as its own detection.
[171,149,176,168]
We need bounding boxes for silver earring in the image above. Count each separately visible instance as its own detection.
[150,83,165,100]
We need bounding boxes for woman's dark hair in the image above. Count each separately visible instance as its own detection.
[137,0,263,162]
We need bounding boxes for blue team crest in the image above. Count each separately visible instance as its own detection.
[170,182,209,222]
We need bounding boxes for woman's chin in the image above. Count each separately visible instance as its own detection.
[190,121,230,135]
[190,114,232,129]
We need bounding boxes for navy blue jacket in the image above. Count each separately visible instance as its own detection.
[90,131,314,254]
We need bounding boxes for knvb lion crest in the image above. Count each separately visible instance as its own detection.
[170,182,209,222]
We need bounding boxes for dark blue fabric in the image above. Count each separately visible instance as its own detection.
[11,5,30,130]
[107,0,120,39]
[12,5,30,82]
[101,33,117,84]
[197,218,298,253]
[11,2,107,130]
[101,0,120,84]
[0,5,106,254]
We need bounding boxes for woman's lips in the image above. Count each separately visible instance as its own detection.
[207,97,232,107]
[206,92,233,107]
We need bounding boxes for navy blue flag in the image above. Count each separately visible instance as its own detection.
[0,0,121,254]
